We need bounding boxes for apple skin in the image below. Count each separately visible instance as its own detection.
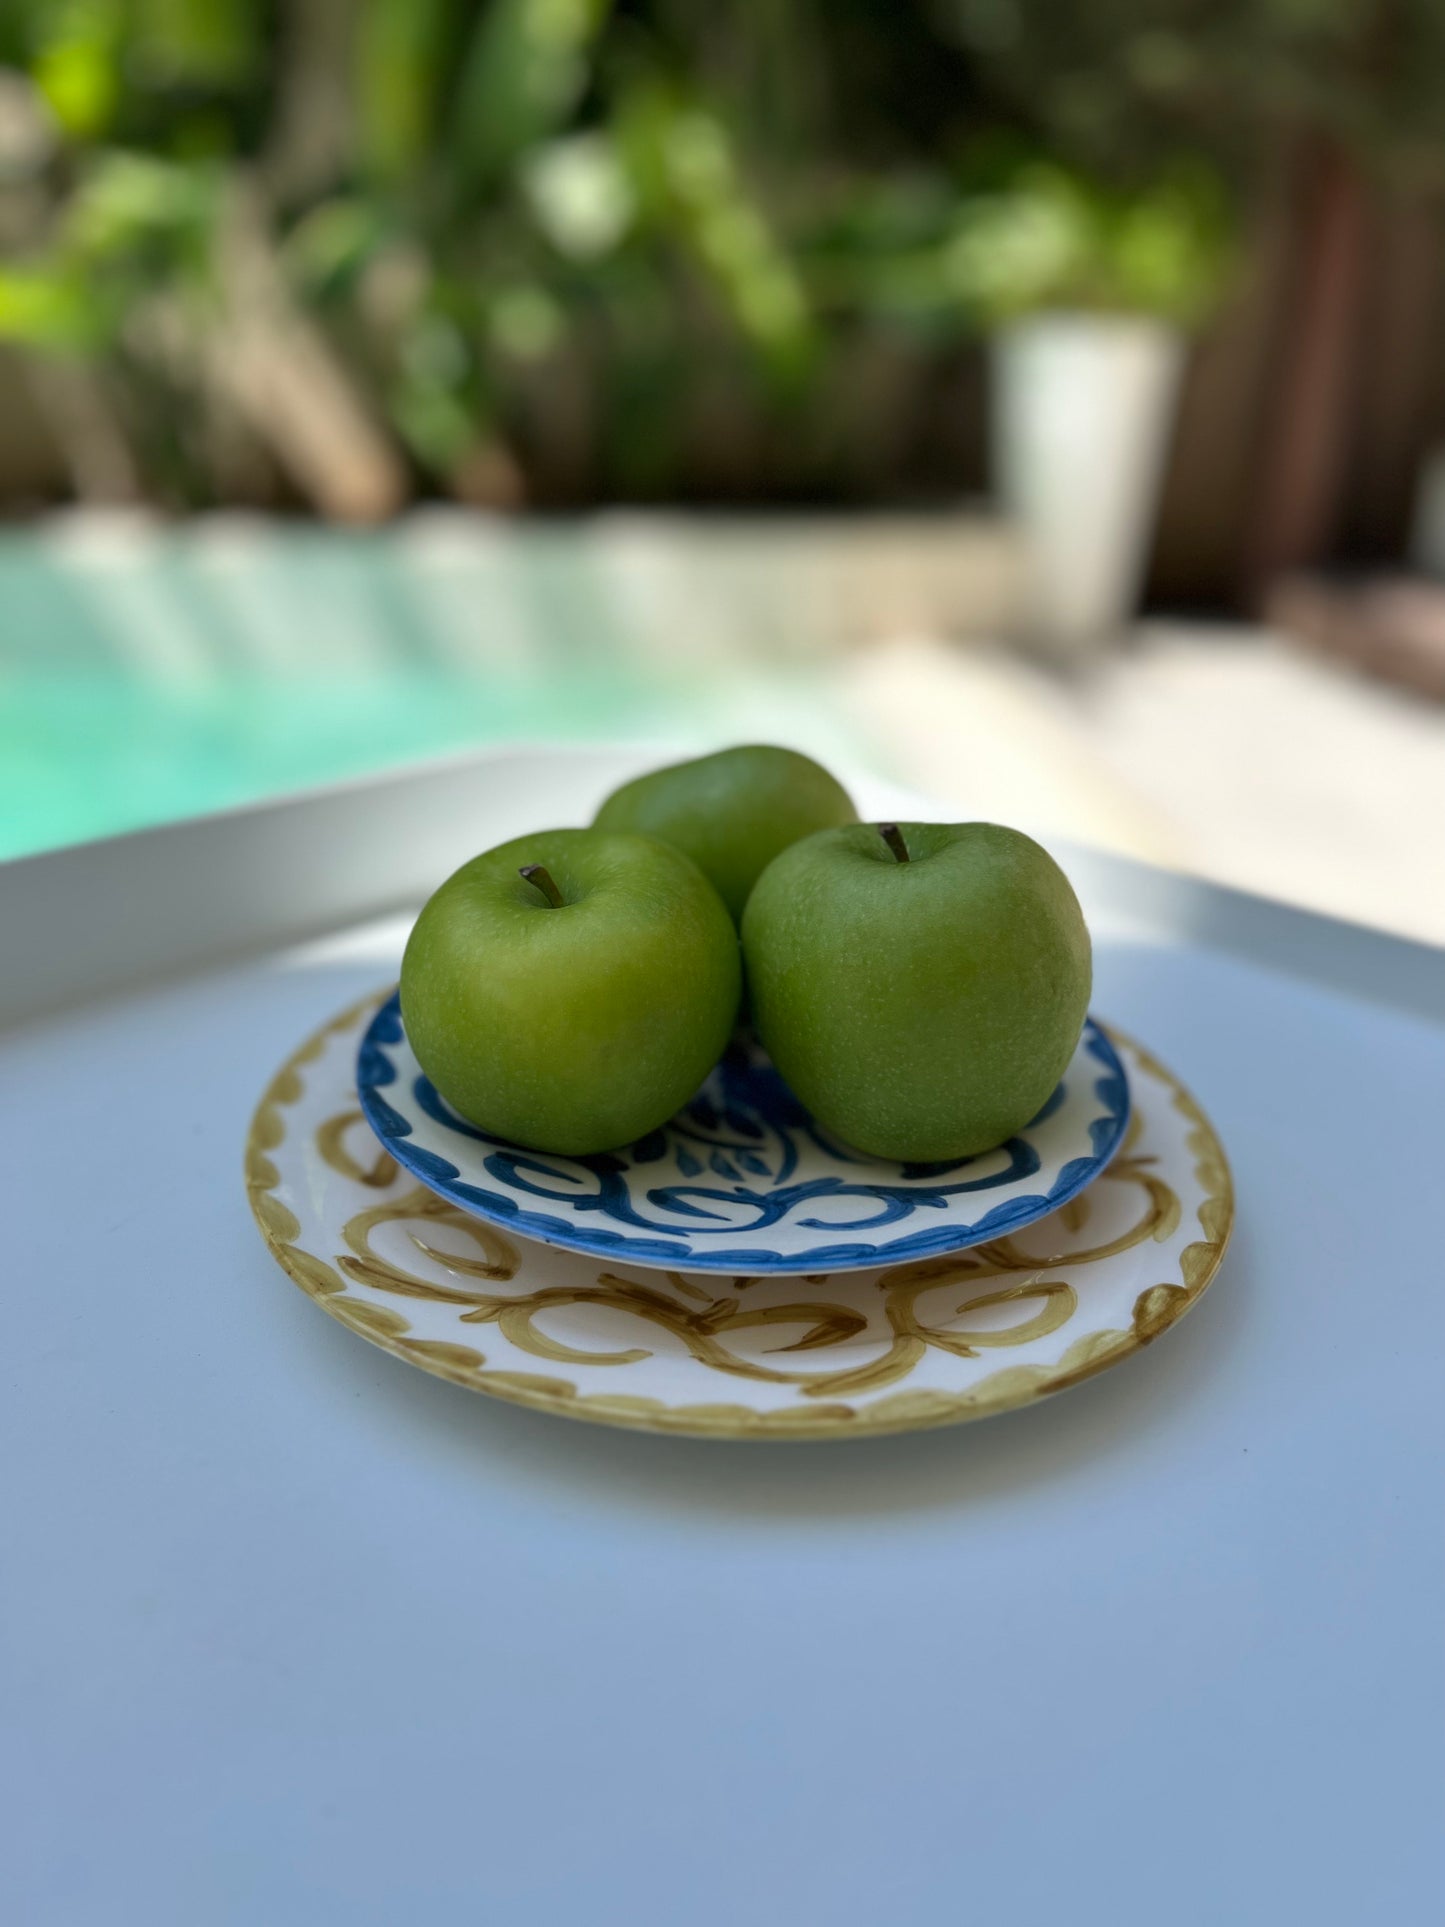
[400,827,740,1155]
[741,821,1092,1161]
[593,745,856,924]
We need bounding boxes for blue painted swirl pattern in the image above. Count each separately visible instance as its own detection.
[356,994,1130,1273]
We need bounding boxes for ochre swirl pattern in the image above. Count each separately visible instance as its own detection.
[245,995,1234,1439]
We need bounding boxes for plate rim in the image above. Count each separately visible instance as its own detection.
[353,991,1133,1274]
[245,993,1234,1441]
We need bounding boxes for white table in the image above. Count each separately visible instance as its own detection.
[4,747,1442,1925]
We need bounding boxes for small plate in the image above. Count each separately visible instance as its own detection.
[247,996,1230,1440]
[355,991,1130,1275]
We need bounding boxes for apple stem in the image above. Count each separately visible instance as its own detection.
[878,822,911,864]
[519,862,565,908]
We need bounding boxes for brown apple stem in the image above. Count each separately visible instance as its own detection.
[519,862,565,908]
[878,822,910,864]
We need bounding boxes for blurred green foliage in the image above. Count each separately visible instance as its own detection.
[935,0,1445,189]
[951,165,1227,324]
[13,0,1386,510]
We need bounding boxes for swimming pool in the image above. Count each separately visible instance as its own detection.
[0,515,859,861]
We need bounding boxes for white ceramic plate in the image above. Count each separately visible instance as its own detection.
[356,992,1131,1275]
[248,995,1231,1440]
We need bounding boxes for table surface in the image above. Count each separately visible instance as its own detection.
[3,749,1442,1925]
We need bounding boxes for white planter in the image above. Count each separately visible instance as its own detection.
[992,313,1184,655]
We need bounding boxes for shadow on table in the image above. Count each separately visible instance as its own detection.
[290,1221,1252,1526]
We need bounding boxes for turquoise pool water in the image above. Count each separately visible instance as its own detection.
[0,669,659,859]
[2,521,842,861]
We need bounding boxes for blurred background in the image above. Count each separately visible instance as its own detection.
[4,0,1445,940]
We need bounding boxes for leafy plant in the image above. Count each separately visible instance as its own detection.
[948,164,1228,324]
[0,0,1240,512]
[933,0,1445,188]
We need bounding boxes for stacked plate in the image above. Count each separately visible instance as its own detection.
[246,993,1232,1440]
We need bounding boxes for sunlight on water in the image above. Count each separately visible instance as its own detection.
[1,518,860,859]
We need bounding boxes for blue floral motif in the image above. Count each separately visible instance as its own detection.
[356,994,1130,1273]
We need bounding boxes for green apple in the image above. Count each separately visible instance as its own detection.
[593,744,857,924]
[741,821,1092,1161]
[400,827,740,1155]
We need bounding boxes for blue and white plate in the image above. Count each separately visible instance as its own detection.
[356,993,1130,1275]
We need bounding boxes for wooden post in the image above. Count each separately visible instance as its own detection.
[1243,131,1370,606]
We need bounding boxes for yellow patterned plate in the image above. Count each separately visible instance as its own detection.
[246,996,1233,1441]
